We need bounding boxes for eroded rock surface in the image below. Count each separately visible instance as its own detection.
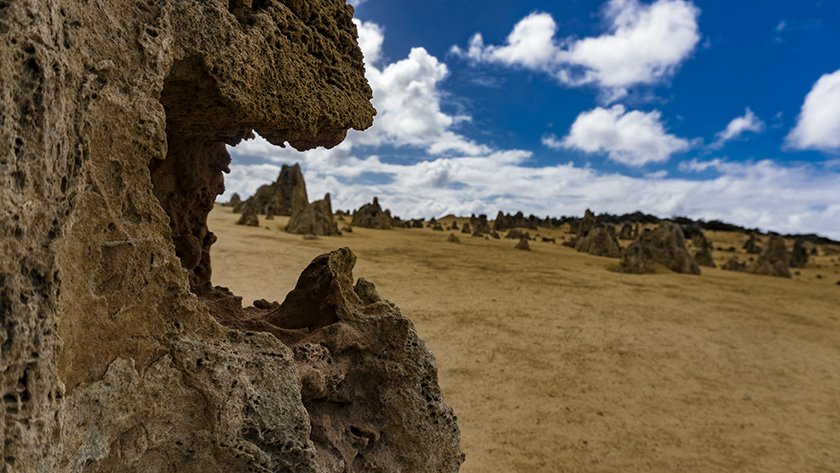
[505,229,532,240]
[618,223,636,240]
[212,248,463,472]
[470,214,490,236]
[286,193,340,236]
[515,238,531,251]
[573,209,598,236]
[743,233,762,254]
[351,197,392,229]
[689,230,716,269]
[618,222,701,275]
[722,257,748,272]
[0,1,462,472]
[750,235,792,278]
[236,205,260,227]
[569,210,622,258]
[226,192,242,207]
[243,163,309,216]
[574,225,622,258]
[494,211,538,231]
[790,239,809,268]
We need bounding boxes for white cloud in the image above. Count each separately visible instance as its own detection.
[354,18,383,65]
[541,134,564,149]
[225,137,840,239]
[712,108,765,148]
[786,69,840,152]
[221,13,840,241]
[774,20,787,43]
[348,0,366,8]
[456,13,559,69]
[451,0,701,99]
[554,105,691,166]
[351,20,489,156]
[644,170,668,179]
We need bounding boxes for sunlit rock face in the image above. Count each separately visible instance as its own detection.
[0,1,462,471]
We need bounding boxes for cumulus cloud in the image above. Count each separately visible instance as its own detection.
[786,69,840,152]
[455,13,559,70]
[552,105,691,166]
[354,18,383,65]
[541,134,564,149]
[451,0,701,99]
[223,14,840,241]
[351,20,489,156]
[226,135,840,239]
[712,108,765,148]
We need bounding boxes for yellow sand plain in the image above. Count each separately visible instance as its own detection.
[208,206,840,473]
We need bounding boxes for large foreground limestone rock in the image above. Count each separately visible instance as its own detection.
[0,1,462,472]
[207,248,463,472]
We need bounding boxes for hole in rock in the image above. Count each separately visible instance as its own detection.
[149,57,339,345]
[228,0,271,26]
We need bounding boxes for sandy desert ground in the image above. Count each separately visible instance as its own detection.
[208,206,840,473]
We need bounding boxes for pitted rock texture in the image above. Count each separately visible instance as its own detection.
[242,163,309,217]
[1,1,462,472]
[350,197,392,230]
[286,193,340,236]
[618,222,701,275]
[210,248,463,472]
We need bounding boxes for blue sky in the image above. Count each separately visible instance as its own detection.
[227,0,840,238]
